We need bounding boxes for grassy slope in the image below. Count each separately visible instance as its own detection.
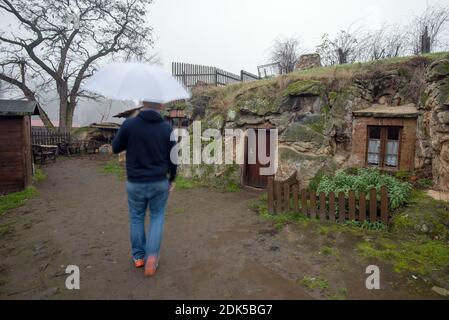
[191,51,449,115]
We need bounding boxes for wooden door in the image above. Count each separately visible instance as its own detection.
[244,129,272,188]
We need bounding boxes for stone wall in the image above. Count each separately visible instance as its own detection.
[295,54,321,70]
[424,59,449,190]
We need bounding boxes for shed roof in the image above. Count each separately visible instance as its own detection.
[113,107,142,118]
[353,104,418,118]
[89,122,121,130]
[0,99,40,116]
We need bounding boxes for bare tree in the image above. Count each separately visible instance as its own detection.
[408,4,449,55]
[316,28,364,66]
[269,37,303,74]
[363,24,406,61]
[0,0,155,132]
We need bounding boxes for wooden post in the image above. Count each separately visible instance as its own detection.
[276,182,282,214]
[310,191,317,219]
[369,188,377,223]
[283,183,290,213]
[359,192,367,222]
[301,189,308,217]
[319,192,326,221]
[292,184,299,213]
[267,177,274,214]
[348,190,356,221]
[338,192,346,223]
[380,186,388,224]
[329,192,335,222]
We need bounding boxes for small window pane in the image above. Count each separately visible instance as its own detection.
[385,141,399,167]
[368,139,380,165]
[385,155,398,167]
[369,126,381,139]
[368,153,380,165]
[368,139,380,153]
[386,141,399,155]
[387,127,400,140]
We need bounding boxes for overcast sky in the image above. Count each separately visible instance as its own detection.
[149,0,447,74]
[1,0,448,125]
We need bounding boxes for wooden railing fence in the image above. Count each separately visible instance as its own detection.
[31,127,71,145]
[267,174,390,225]
[172,62,261,88]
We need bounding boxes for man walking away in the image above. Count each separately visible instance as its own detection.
[112,101,177,277]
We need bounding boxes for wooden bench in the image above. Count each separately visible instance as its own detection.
[32,144,58,164]
[68,141,82,155]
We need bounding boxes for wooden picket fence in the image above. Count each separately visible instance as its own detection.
[267,174,390,225]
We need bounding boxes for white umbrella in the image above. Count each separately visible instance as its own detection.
[82,62,190,104]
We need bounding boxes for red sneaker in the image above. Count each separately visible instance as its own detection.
[144,256,158,277]
[134,258,145,268]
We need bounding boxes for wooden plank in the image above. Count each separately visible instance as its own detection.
[380,186,389,224]
[283,183,290,212]
[338,192,346,223]
[319,192,326,221]
[275,182,282,214]
[292,184,299,213]
[267,177,274,214]
[348,190,356,221]
[309,190,317,219]
[301,189,308,216]
[369,188,377,222]
[359,192,367,222]
[329,192,335,222]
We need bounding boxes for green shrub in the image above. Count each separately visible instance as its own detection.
[316,168,412,210]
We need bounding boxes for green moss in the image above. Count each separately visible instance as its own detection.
[392,190,449,240]
[282,123,326,145]
[307,118,326,134]
[284,80,325,97]
[299,276,329,291]
[420,91,429,106]
[439,80,449,105]
[234,84,281,116]
[0,187,37,216]
[357,238,449,274]
[429,59,449,80]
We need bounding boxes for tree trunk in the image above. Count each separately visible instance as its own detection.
[421,26,431,54]
[57,82,69,133]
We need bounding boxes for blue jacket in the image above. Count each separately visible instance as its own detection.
[112,109,177,183]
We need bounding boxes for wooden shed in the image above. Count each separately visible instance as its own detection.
[0,100,40,194]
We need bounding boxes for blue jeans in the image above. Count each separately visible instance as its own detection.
[126,180,169,261]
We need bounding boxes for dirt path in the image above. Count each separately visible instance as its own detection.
[0,157,443,299]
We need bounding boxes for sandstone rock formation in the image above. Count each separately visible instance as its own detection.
[184,54,449,190]
[295,54,322,70]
